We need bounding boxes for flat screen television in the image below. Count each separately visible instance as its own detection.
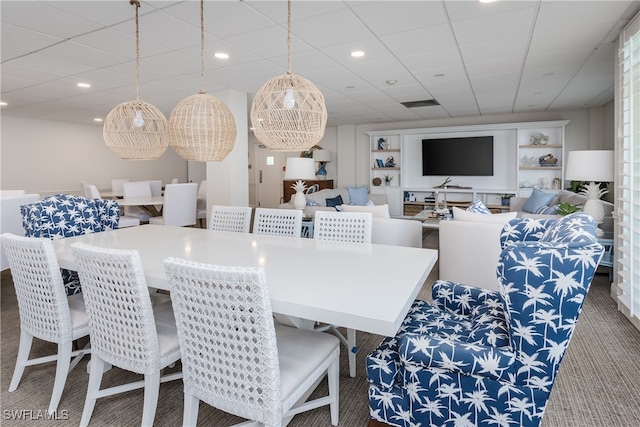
[421,136,494,176]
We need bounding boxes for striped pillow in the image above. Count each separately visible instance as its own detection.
[467,199,491,214]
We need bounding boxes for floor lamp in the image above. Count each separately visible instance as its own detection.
[564,150,614,236]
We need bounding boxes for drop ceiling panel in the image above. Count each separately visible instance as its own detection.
[293,8,373,48]
[350,1,447,36]
[381,25,457,58]
[452,8,536,47]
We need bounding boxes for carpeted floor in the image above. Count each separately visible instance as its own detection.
[1,229,639,426]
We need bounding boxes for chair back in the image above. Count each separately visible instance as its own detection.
[197,180,207,199]
[498,212,604,387]
[87,184,101,199]
[164,257,283,425]
[21,194,120,239]
[71,242,160,375]
[1,233,73,343]
[79,181,91,198]
[162,183,198,227]
[253,208,302,237]
[145,180,163,197]
[171,178,179,184]
[314,211,372,243]
[209,206,252,233]
[110,179,129,196]
[122,181,152,199]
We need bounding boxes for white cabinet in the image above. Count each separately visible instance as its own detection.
[516,122,569,196]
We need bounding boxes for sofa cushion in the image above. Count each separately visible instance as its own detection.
[325,194,344,207]
[467,198,491,214]
[452,206,517,223]
[522,188,557,214]
[347,185,369,205]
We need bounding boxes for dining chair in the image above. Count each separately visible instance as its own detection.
[70,242,182,427]
[110,178,129,197]
[208,205,252,233]
[171,178,179,184]
[149,183,198,227]
[122,181,153,222]
[79,181,91,198]
[312,210,373,378]
[196,180,207,227]
[87,185,140,228]
[1,233,91,415]
[253,207,303,237]
[164,257,340,427]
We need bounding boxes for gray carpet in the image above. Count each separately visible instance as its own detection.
[1,230,639,426]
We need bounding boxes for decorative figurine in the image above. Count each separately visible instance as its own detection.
[384,156,396,167]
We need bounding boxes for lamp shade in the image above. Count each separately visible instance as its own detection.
[565,150,614,182]
[313,149,331,162]
[284,157,315,180]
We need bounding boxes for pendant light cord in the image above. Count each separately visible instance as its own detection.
[130,0,141,102]
[287,0,292,75]
[199,0,206,94]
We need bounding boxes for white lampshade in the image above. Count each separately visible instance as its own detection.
[565,150,614,182]
[313,149,331,163]
[284,157,315,180]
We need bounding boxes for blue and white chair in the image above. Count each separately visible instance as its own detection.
[20,194,121,295]
[367,213,604,427]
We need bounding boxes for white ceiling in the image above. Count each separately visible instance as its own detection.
[2,0,639,128]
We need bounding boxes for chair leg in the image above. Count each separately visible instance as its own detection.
[80,356,106,427]
[347,328,357,378]
[141,372,160,427]
[182,392,200,427]
[48,342,72,414]
[9,330,33,392]
[328,356,340,426]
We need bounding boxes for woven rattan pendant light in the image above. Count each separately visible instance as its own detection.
[168,0,237,162]
[250,0,327,152]
[103,0,168,160]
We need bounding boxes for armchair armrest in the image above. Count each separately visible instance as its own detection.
[432,280,502,316]
[398,333,516,382]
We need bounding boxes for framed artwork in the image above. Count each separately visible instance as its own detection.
[377,138,388,150]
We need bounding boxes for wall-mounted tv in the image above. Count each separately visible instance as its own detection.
[422,136,494,176]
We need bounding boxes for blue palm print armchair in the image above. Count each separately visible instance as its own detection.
[367,213,604,427]
[20,194,121,295]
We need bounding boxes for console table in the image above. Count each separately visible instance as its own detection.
[283,179,333,203]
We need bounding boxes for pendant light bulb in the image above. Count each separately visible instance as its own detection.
[283,88,296,109]
[133,110,145,127]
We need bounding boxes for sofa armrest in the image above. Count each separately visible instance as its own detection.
[438,220,504,290]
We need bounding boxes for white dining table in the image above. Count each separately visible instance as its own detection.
[117,196,164,217]
[51,225,437,338]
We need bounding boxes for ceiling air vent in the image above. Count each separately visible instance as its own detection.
[401,99,440,108]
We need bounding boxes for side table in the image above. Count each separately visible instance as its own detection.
[597,232,614,281]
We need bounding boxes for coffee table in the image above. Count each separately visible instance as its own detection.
[412,209,449,229]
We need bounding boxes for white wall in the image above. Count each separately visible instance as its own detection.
[1,115,187,195]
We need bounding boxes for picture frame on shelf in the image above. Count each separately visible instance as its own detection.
[377,137,388,150]
[376,159,385,168]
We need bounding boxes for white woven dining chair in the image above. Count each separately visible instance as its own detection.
[70,242,182,427]
[253,207,303,237]
[164,257,340,427]
[122,181,153,222]
[196,180,207,227]
[313,211,373,243]
[1,233,91,415]
[208,205,252,233]
[312,211,373,378]
[149,183,198,227]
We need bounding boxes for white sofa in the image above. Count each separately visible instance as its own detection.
[1,191,41,270]
[279,187,387,217]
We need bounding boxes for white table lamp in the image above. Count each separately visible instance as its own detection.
[313,149,331,179]
[284,157,315,209]
[565,150,614,236]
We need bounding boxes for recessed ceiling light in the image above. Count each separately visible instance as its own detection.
[214,52,229,59]
[346,85,355,89]
[478,0,497,3]
[0,101,7,106]
[77,83,91,88]
[434,73,445,77]
[386,80,397,86]
[350,50,365,58]
[543,72,555,76]
[93,118,103,122]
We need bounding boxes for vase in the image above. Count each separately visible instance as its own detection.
[292,191,306,210]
